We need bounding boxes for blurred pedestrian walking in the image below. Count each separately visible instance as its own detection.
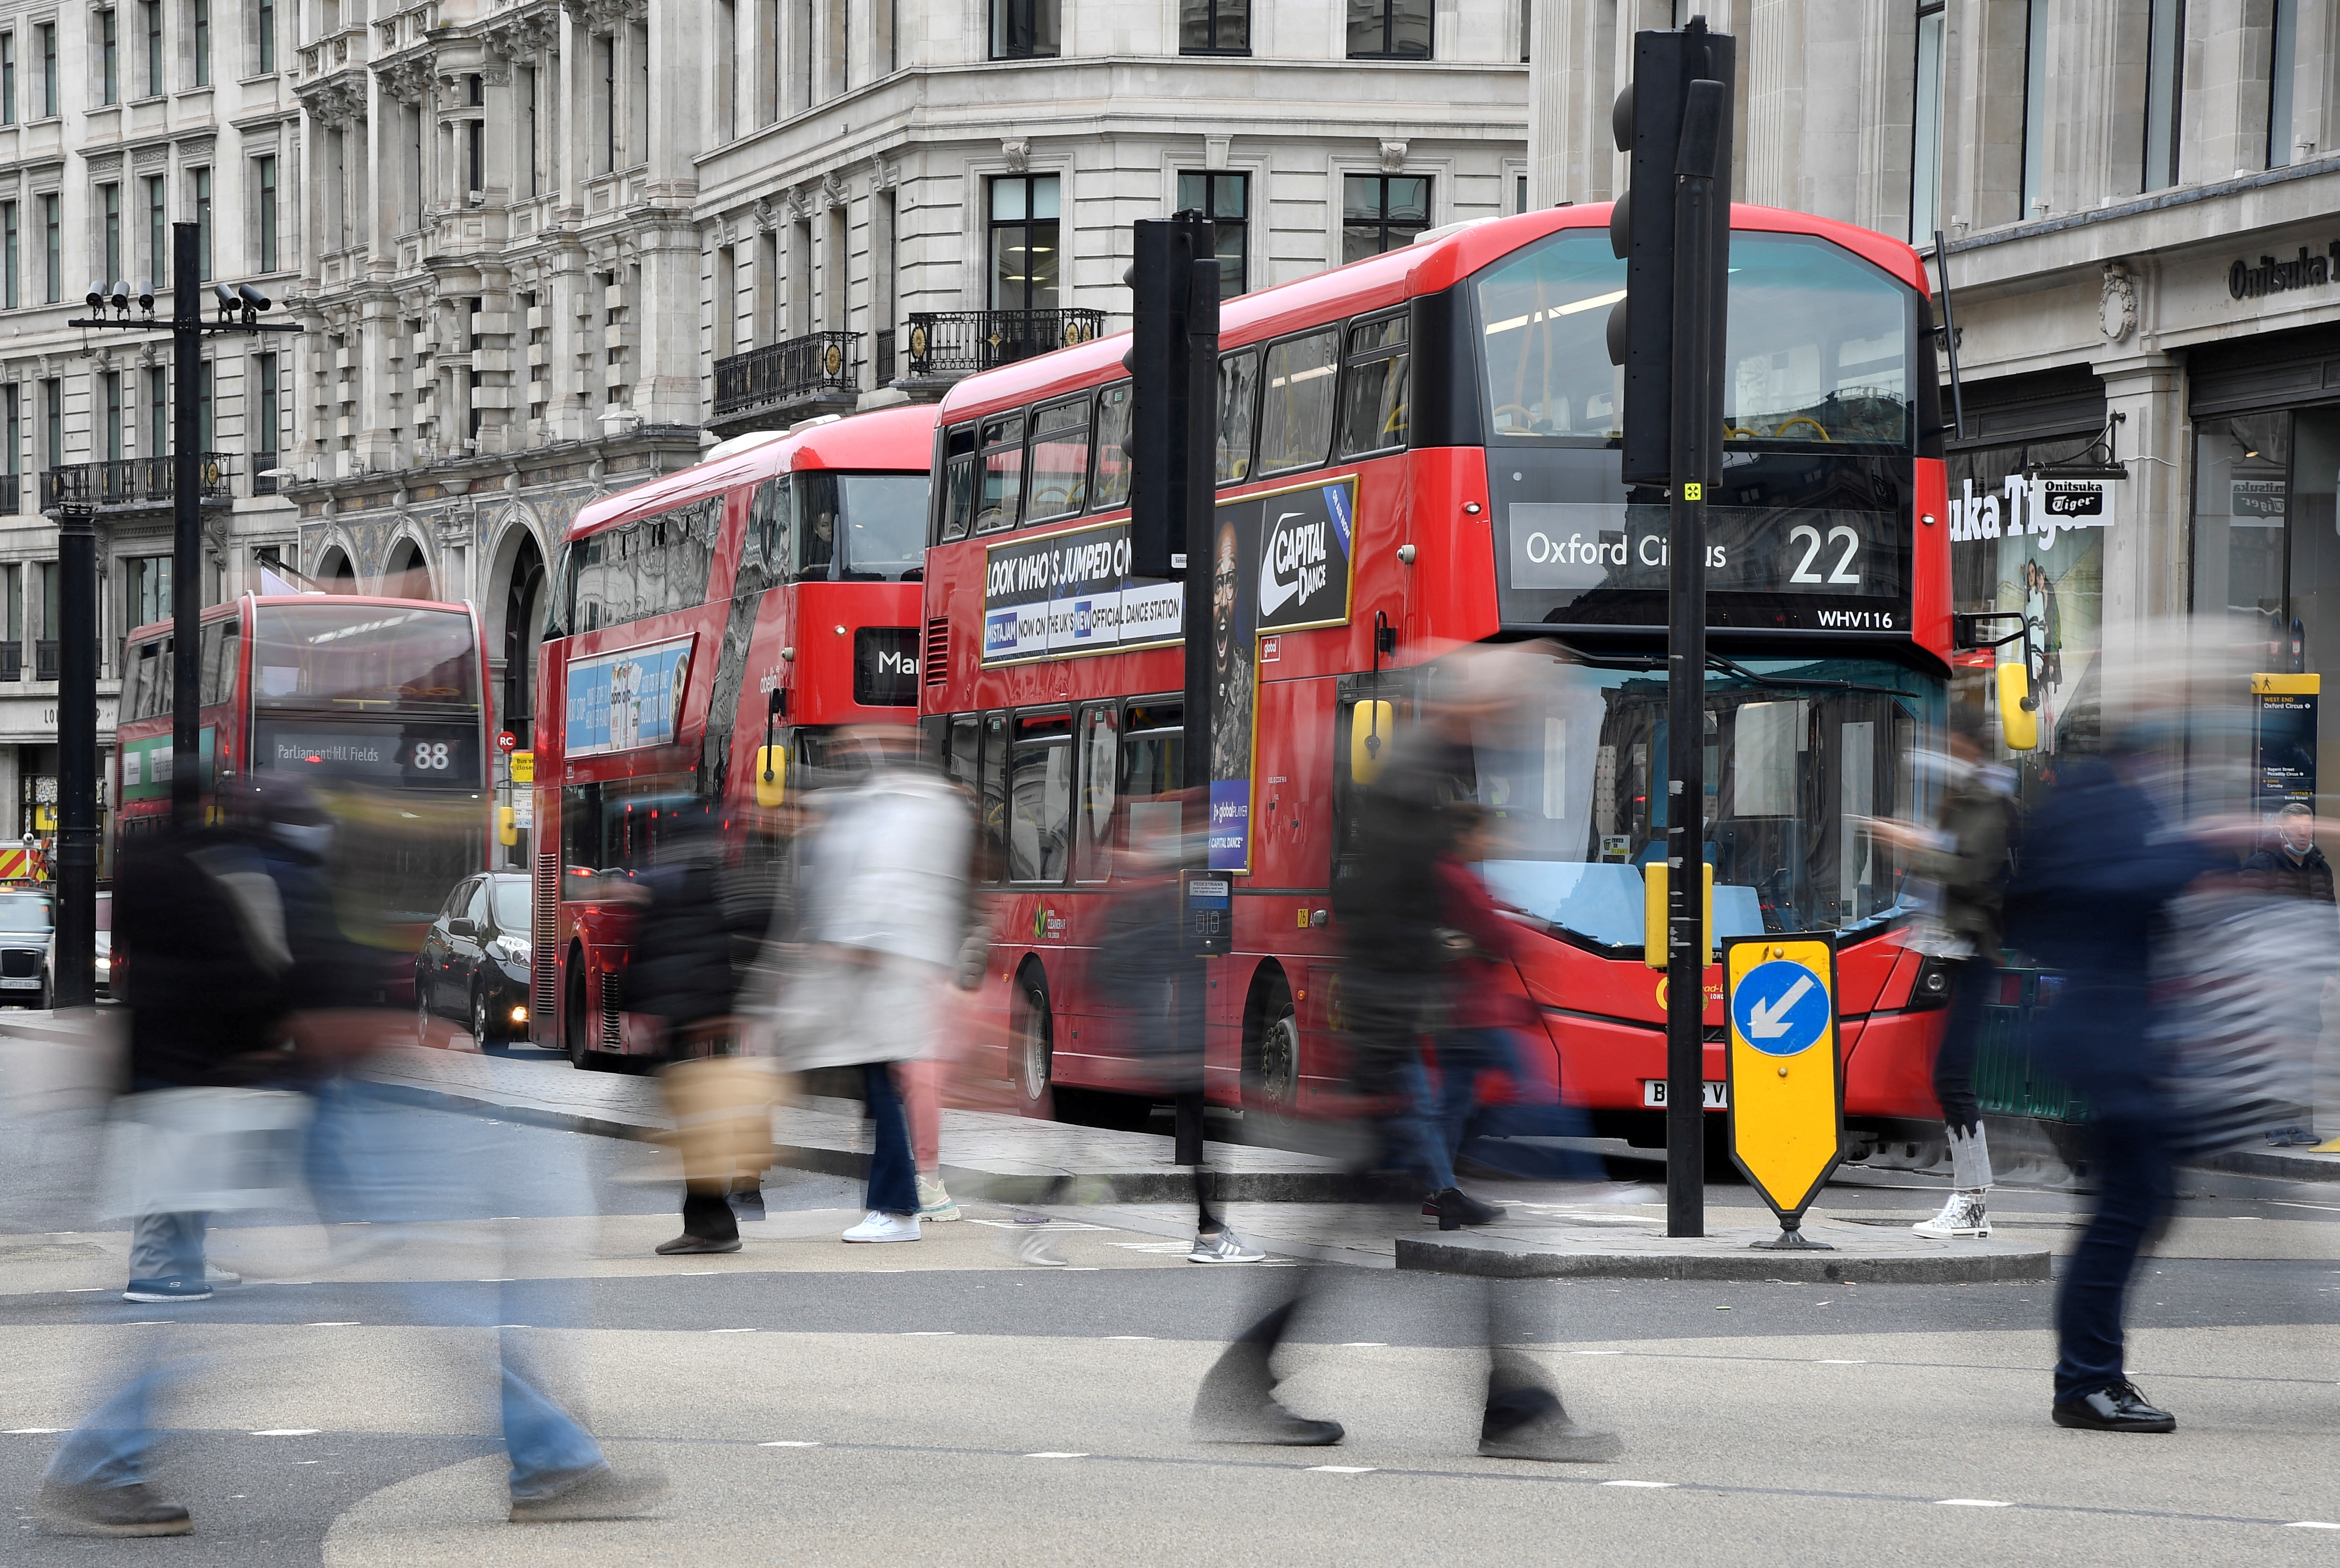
[2005,744,2219,1433]
[1866,703,2019,1239]
[2240,802,2335,1145]
[761,729,972,1244]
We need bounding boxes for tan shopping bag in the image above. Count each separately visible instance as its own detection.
[655,1049,781,1190]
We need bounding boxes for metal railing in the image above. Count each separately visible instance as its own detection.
[33,640,56,682]
[875,328,897,386]
[0,644,20,682]
[904,309,1106,379]
[0,475,19,513]
[38,455,236,511]
[710,331,860,421]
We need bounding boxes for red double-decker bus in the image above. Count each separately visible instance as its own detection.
[918,203,1957,1157]
[530,405,934,1068]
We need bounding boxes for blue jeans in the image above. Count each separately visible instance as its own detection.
[51,1078,606,1497]
[1380,1059,1457,1194]
[1436,1027,1606,1182]
[2053,1114,2176,1403]
[863,1062,918,1217]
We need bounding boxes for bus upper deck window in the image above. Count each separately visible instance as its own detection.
[1720,233,1912,447]
[1027,396,1091,523]
[1091,384,1133,512]
[1258,329,1341,476]
[1216,348,1259,485]
[1338,313,1409,456]
[1470,230,1623,439]
[976,414,1025,534]
[940,423,979,542]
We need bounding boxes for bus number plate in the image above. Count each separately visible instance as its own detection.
[1643,1079,1728,1111]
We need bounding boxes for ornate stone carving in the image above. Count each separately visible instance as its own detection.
[1378,139,1408,174]
[752,196,779,233]
[484,6,563,67]
[376,54,436,106]
[561,0,647,33]
[821,171,850,209]
[1002,138,1031,174]
[300,75,369,128]
[2099,261,2138,344]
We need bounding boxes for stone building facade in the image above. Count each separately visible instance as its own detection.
[1528,0,2340,814]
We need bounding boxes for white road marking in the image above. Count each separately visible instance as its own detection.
[1104,1336,1155,1341]
[759,1441,821,1448]
[1935,1499,2012,1508]
[710,1327,758,1334]
[1024,1452,1087,1459]
[305,1322,361,1327]
[63,1287,103,1293]
[1815,1359,1867,1364]
[901,1331,954,1336]
[2286,1522,2340,1529]
[678,1271,721,1276]
[1572,1350,1624,1355]
[1308,1466,1376,1474]
[1339,1342,1388,1347]
[3,1428,64,1434]
[1603,1480,1675,1489]
[251,1429,320,1436]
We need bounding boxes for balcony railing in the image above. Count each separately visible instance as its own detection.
[710,332,860,423]
[904,309,1106,379]
[33,641,56,682]
[39,455,236,512]
[0,644,20,682]
[0,475,19,513]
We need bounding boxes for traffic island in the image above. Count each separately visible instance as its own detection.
[1396,1213,2051,1283]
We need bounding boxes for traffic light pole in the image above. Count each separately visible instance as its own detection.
[171,222,203,830]
[1662,78,1729,1240]
[52,500,96,1009]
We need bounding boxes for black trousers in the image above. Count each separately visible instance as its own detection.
[1933,956,1996,1134]
[682,1188,740,1243]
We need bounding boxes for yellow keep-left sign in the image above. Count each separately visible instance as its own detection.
[1724,934,1843,1223]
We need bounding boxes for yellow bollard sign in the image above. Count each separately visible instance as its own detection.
[1724,934,1844,1250]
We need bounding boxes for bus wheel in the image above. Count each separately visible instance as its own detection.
[564,953,595,1071]
[1248,973,1301,1114]
[1012,963,1053,1111]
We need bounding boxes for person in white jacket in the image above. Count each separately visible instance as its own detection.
[762,731,973,1242]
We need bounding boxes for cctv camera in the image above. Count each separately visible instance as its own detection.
[237,284,272,313]
[86,282,107,310]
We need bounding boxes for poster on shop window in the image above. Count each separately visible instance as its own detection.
[1946,464,2114,771]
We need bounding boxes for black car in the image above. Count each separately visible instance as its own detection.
[416,872,532,1046]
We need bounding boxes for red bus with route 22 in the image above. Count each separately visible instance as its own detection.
[918,201,1958,1160]
[529,404,935,1070]
[112,593,496,1002]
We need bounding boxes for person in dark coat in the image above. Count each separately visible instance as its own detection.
[2004,750,2221,1433]
[2238,801,2336,1142]
[629,810,775,1254]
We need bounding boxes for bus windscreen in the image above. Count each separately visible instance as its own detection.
[800,472,929,581]
[250,604,481,714]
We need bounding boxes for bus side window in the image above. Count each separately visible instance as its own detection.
[947,713,981,794]
[1028,396,1091,523]
[750,477,790,569]
[1009,710,1073,884]
[543,544,575,639]
[1091,383,1133,513]
[1338,313,1410,456]
[976,415,1025,534]
[199,620,239,706]
[1216,348,1260,486]
[979,712,1008,884]
[939,423,979,543]
[1258,329,1341,476]
[1075,702,1117,883]
[124,640,155,719]
[561,782,603,873]
[1119,698,1184,860]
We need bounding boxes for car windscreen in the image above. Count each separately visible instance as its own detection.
[490,878,532,930]
[0,894,52,932]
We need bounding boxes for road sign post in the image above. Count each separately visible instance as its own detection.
[1724,935,1845,1249]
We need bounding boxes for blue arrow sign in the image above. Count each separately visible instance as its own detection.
[1731,958,1831,1058]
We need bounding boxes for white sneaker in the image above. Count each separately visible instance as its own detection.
[1188,1228,1267,1263]
[1912,1191,1990,1239]
[916,1172,962,1222]
[202,1263,242,1286]
[841,1210,922,1243]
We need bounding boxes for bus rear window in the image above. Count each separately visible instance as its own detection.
[251,604,481,713]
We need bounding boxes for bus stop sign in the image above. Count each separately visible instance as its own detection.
[1724,935,1843,1248]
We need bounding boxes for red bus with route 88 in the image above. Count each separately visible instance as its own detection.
[530,405,934,1069]
[918,202,1958,1157]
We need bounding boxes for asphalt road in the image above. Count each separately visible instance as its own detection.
[6,1075,2340,1566]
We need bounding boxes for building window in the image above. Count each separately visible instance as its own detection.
[2143,0,2185,191]
[595,32,615,173]
[100,9,120,105]
[255,156,276,271]
[990,0,1058,60]
[127,556,172,639]
[1,33,14,124]
[103,372,124,462]
[42,378,61,468]
[256,352,278,462]
[145,365,166,456]
[1348,0,1430,60]
[37,22,56,116]
[192,0,210,88]
[145,175,165,285]
[2269,0,2300,167]
[1341,174,1429,263]
[256,0,275,75]
[521,65,539,197]
[988,175,1059,314]
[101,183,122,287]
[192,167,211,280]
[1175,171,1248,299]
[39,194,58,305]
[197,359,212,453]
[2019,0,2048,217]
[1911,2,1945,245]
[1,203,16,310]
[1181,0,1248,54]
[144,1,162,95]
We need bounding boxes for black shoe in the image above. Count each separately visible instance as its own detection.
[1435,1186,1507,1232]
[653,1233,742,1255]
[1479,1389,1624,1463]
[1193,1397,1346,1447]
[2052,1381,2175,1432]
[122,1276,212,1303]
[729,1187,766,1217]
[38,1480,193,1537]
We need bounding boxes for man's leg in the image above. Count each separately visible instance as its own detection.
[2053,1116,2174,1409]
[38,1354,192,1536]
[1191,1273,1343,1444]
[1476,1277,1622,1461]
[862,1062,919,1218]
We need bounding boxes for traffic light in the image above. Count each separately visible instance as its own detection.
[1123,214,1219,579]
[1606,17,1736,488]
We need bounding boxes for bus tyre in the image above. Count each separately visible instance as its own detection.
[564,954,595,1071]
[1012,964,1053,1112]
[1247,973,1301,1115]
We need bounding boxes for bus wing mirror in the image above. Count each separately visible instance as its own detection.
[1996,662,2039,751]
[1350,700,1394,786]
[497,805,518,847]
[756,745,788,808]
[1641,861,1716,972]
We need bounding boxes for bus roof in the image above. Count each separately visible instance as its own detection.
[567,401,939,545]
[123,594,474,646]
[936,202,1930,426]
